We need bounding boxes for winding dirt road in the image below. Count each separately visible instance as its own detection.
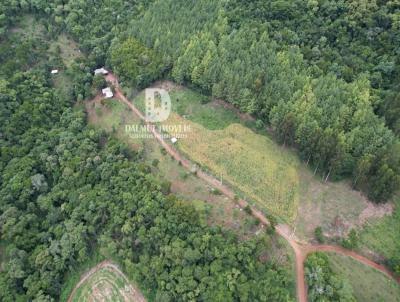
[104,72,400,302]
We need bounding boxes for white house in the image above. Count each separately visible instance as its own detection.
[51,69,59,74]
[102,87,113,98]
[94,67,108,76]
[171,137,178,144]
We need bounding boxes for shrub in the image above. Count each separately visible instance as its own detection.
[314,226,324,243]
[93,74,106,90]
[255,119,264,129]
[244,205,252,214]
[341,229,358,249]
[200,95,211,104]
[180,171,189,180]
[210,188,222,195]
[152,159,159,167]
[160,180,172,195]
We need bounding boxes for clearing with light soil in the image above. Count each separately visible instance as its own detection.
[68,261,145,302]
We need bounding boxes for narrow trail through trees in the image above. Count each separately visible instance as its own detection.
[104,73,400,302]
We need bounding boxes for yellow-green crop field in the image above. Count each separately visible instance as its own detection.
[164,112,300,221]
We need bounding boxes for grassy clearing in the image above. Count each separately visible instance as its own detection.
[326,252,400,302]
[170,89,241,130]
[10,15,80,99]
[130,83,300,221]
[49,33,82,67]
[359,197,400,261]
[10,15,47,40]
[70,266,139,302]
[294,166,370,241]
[133,84,301,221]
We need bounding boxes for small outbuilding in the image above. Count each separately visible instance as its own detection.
[51,69,59,74]
[94,67,108,76]
[171,137,178,144]
[102,87,113,99]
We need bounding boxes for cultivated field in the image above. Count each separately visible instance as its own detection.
[164,112,300,221]
[69,263,145,302]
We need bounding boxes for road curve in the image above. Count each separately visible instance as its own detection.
[104,72,400,302]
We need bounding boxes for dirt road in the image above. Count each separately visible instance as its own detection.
[104,72,399,302]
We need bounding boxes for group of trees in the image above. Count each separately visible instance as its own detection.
[127,0,400,201]
[305,252,356,302]
[0,70,294,301]
[0,11,294,302]
[109,37,165,88]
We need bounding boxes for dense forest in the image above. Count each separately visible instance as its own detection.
[0,3,294,302]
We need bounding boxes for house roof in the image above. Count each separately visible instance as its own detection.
[94,67,108,75]
[102,87,113,98]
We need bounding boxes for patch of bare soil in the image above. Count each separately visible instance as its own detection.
[358,201,393,225]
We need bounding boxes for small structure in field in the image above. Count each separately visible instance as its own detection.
[51,69,59,74]
[171,137,178,144]
[102,87,113,98]
[94,67,108,75]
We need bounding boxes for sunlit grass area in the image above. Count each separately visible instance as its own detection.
[326,252,400,302]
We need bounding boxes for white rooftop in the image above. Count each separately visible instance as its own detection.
[51,69,59,74]
[102,87,113,99]
[171,137,178,144]
[94,67,108,75]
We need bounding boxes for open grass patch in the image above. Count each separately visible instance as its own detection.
[294,166,370,241]
[10,15,47,40]
[359,197,400,261]
[169,89,240,130]
[49,33,82,67]
[326,252,400,302]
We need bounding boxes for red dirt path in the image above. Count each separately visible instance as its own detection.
[105,72,400,302]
